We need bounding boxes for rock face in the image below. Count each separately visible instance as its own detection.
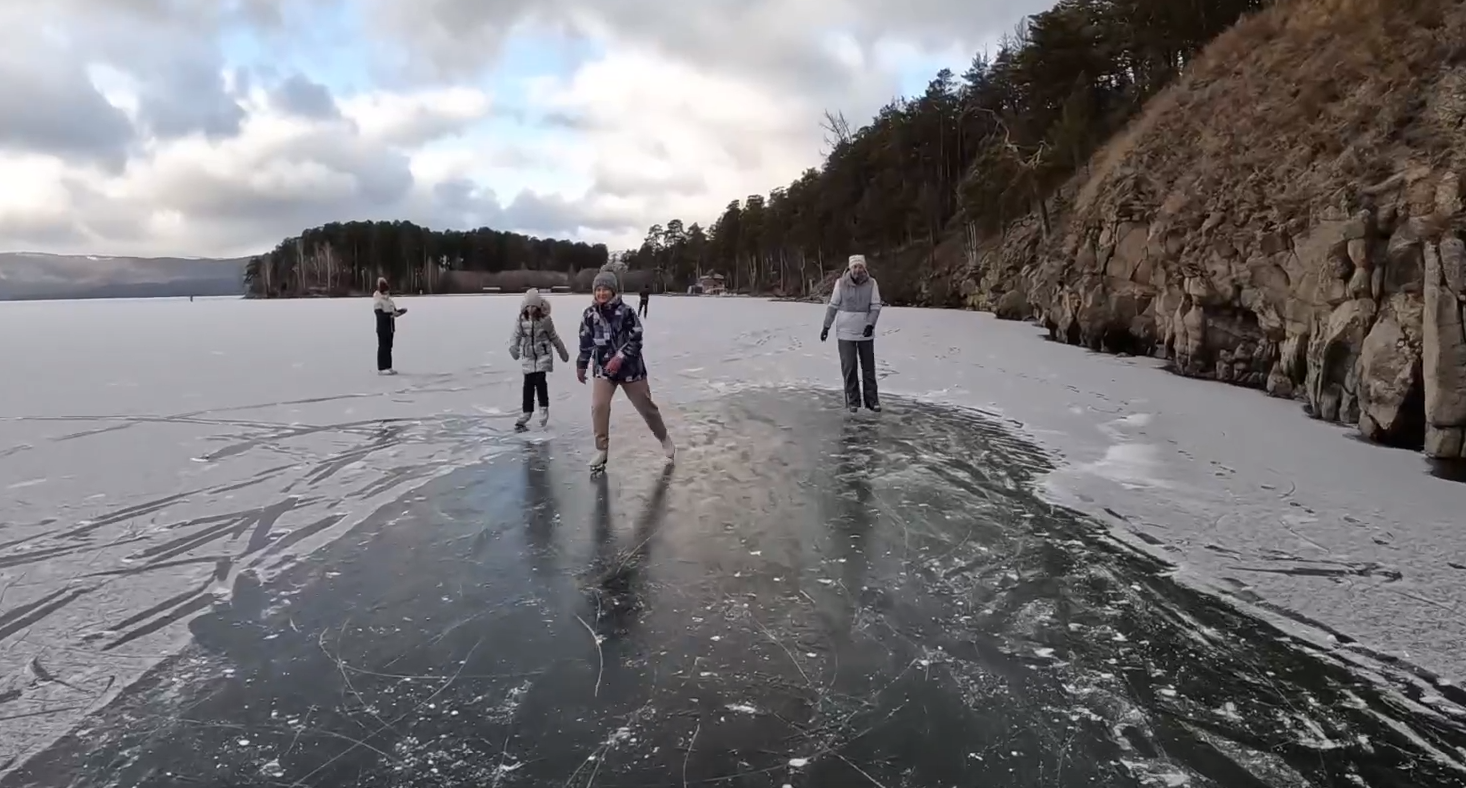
[1423,239,1466,457]
[953,0,1466,460]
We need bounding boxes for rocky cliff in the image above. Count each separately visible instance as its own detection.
[961,0,1466,459]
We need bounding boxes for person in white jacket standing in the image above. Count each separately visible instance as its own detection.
[820,254,882,412]
[372,277,406,375]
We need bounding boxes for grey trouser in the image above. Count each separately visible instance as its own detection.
[837,339,878,408]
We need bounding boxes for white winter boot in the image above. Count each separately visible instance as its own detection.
[537,407,549,427]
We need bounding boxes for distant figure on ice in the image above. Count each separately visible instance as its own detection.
[820,254,883,412]
[508,288,569,429]
[372,277,406,375]
[576,270,675,471]
[638,284,651,318]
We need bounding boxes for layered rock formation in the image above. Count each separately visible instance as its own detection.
[961,0,1466,459]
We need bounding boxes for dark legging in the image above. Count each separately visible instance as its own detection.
[638,299,648,318]
[377,329,393,371]
[521,371,549,412]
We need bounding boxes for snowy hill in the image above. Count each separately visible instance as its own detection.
[0,252,248,301]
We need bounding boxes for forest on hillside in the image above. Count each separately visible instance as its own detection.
[244,221,609,297]
[625,0,1268,295]
[247,0,1267,299]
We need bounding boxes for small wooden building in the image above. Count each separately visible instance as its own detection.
[697,273,726,295]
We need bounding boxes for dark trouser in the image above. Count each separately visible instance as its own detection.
[376,329,393,371]
[638,299,648,317]
[521,371,549,412]
[837,339,878,408]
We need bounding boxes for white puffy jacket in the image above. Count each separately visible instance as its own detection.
[823,272,882,341]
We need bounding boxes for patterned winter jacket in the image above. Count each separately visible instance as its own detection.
[509,290,569,374]
[576,296,648,382]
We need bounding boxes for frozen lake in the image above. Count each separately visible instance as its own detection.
[1,294,1464,785]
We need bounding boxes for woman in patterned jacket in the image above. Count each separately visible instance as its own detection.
[575,270,676,470]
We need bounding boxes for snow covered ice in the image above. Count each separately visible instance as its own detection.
[1,294,1464,786]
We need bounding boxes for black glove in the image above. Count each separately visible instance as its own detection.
[863,325,873,338]
[820,327,829,342]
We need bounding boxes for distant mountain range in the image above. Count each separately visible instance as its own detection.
[0,252,249,301]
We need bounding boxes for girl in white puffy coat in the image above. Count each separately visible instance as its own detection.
[509,289,570,428]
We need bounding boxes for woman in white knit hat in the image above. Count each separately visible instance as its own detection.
[819,254,882,412]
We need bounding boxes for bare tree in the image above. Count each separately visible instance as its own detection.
[820,109,852,154]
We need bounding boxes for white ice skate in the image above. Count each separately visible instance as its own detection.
[514,411,532,430]
[589,449,608,471]
[661,436,676,461]
[537,407,550,428]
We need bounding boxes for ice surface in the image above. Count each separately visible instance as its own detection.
[1,294,1463,780]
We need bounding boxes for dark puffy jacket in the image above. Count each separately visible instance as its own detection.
[576,296,647,382]
[373,291,398,334]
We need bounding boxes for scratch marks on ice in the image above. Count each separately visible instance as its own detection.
[2,390,1463,787]
[0,401,516,774]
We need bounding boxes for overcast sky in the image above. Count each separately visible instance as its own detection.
[0,0,1050,258]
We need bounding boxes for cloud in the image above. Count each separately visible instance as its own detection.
[513,48,853,240]
[368,0,1044,100]
[0,47,134,169]
[427,178,620,239]
[338,88,493,147]
[31,2,251,142]
[0,85,536,257]
[0,0,1050,258]
[591,165,707,201]
[135,61,246,140]
[0,157,91,247]
[270,74,339,119]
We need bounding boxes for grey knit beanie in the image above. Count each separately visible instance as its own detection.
[520,288,549,315]
[592,270,619,294]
